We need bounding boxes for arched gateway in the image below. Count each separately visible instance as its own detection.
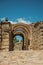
[9,23,30,51]
[0,22,42,50]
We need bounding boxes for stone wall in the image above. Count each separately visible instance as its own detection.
[31,22,43,50]
[0,22,10,51]
[0,21,43,51]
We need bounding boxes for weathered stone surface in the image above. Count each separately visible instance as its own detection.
[0,22,43,50]
[0,50,43,65]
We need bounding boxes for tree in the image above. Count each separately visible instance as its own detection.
[13,37,19,43]
[5,17,8,21]
[21,39,23,42]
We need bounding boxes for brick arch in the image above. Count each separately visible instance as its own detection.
[13,31,26,50]
[9,23,30,51]
[13,23,30,34]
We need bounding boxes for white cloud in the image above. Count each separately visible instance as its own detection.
[0,17,32,24]
[0,17,5,21]
[17,18,32,24]
[17,18,27,23]
[9,20,17,24]
[9,18,32,24]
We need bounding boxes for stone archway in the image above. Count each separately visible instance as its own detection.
[12,33,24,50]
[9,23,30,51]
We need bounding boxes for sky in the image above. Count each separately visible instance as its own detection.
[0,0,43,41]
[0,0,43,24]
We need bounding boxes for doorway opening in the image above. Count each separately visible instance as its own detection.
[13,34,24,50]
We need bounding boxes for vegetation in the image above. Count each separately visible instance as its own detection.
[5,17,8,21]
[13,37,23,44]
[13,37,19,43]
[21,39,23,42]
[0,17,8,22]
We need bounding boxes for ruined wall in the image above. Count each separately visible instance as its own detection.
[0,22,11,51]
[31,22,43,50]
[0,22,2,49]
[0,21,43,51]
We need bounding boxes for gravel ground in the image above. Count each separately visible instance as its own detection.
[0,50,43,65]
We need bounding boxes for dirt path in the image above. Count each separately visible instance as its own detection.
[0,50,43,65]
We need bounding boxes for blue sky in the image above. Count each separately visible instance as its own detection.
[16,35,23,42]
[0,0,43,23]
[0,0,43,41]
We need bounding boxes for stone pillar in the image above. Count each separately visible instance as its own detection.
[9,31,13,51]
[22,37,26,50]
[0,22,2,50]
[23,35,28,50]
